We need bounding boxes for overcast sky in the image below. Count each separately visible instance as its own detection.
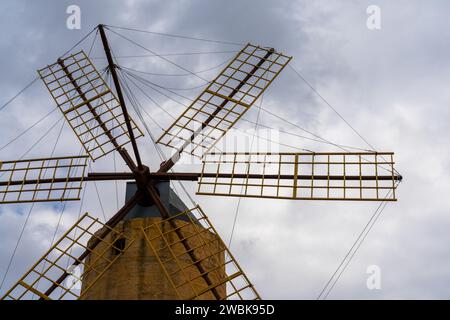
[1,0,449,300]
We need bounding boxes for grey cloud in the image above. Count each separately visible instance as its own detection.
[0,0,449,299]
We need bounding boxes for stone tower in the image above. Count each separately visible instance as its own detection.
[80,181,226,300]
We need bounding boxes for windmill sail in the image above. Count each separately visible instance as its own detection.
[0,155,88,203]
[142,205,260,300]
[1,212,134,300]
[197,152,400,201]
[0,23,403,302]
[38,51,143,161]
[157,43,291,159]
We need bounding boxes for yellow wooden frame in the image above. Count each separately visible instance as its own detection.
[197,152,399,201]
[0,155,88,203]
[157,43,292,158]
[141,205,260,300]
[38,51,143,160]
[1,212,134,300]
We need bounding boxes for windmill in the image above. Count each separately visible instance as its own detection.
[0,24,402,300]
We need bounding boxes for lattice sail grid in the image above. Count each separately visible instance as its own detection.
[157,43,291,158]
[0,156,88,204]
[197,152,399,201]
[38,51,143,160]
[141,205,260,300]
[1,213,134,300]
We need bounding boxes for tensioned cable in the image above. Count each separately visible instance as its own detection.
[143,81,209,92]
[106,28,282,106]
[122,67,223,156]
[0,115,66,292]
[118,69,198,207]
[19,117,65,159]
[0,108,58,152]
[91,51,238,60]
[288,64,377,153]
[3,26,385,171]
[90,69,112,223]
[228,95,264,248]
[121,67,193,98]
[122,67,371,153]
[0,77,40,113]
[118,58,231,77]
[118,70,164,145]
[126,72,190,108]
[0,203,36,291]
[123,68,366,154]
[112,42,171,159]
[106,69,120,212]
[112,34,393,170]
[120,66,199,206]
[44,65,106,295]
[118,71,167,133]
[0,28,96,115]
[119,64,213,90]
[59,159,94,297]
[114,35,401,291]
[31,119,67,299]
[234,127,312,152]
[2,33,100,295]
[36,31,101,249]
[130,72,398,289]
[316,186,396,300]
[113,151,119,211]
[106,28,213,84]
[254,104,395,174]
[121,68,223,158]
[321,197,391,299]
[93,175,107,223]
[119,70,176,121]
[112,30,399,178]
[106,24,245,46]
[124,69,290,156]
[59,170,90,296]
[60,27,97,59]
[0,73,98,157]
[108,25,401,300]
[257,105,372,152]
[109,36,167,152]
[124,67,394,173]
[121,69,194,105]
[0,115,64,290]
[5,63,104,158]
[108,29,243,109]
[42,120,67,241]
[288,64,401,176]
[240,117,372,152]
[124,68,320,153]
[58,111,106,295]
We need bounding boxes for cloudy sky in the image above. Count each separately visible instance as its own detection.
[1,0,449,299]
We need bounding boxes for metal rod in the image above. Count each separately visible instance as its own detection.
[0,173,133,187]
[149,172,403,182]
[144,184,222,300]
[56,57,136,171]
[158,48,275,173]
[98,24,143,170]
[0,172,402,187]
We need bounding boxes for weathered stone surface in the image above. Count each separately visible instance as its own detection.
[81,216,226,300]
